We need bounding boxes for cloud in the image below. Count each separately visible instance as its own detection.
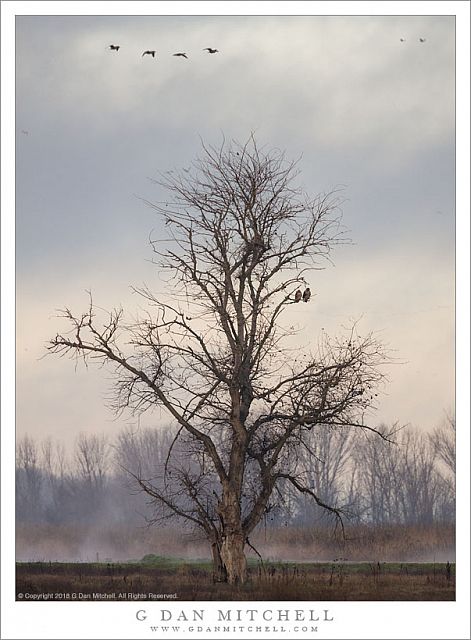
[15,15,455,446]
[16,15,454,157]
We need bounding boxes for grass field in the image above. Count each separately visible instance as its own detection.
[16,557,455,601]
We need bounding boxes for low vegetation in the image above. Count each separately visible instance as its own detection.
[16,557,455,601]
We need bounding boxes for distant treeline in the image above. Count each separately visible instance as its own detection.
[16,417,455,529]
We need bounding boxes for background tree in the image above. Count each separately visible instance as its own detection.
[72,433,110,519]
[291,426,355,526]
[74,432,109,491]
[40,436,71,523]
[16,435,43,522]
[351,426,454,525]
[429,413,456,521]
[430,413,456,475]
[351,427,403,525]
[48,136,393,584]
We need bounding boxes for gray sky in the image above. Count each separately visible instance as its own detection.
[15,14,455,448]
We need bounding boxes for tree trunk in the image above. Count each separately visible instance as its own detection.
[211,541,228,583]
[216,489,248,584]
[220,531,247,585]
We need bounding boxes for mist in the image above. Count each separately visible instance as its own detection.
[16,419,455,563]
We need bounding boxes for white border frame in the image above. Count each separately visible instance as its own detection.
[2,2,469,639]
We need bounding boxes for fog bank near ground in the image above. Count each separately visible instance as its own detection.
[17,523,455,564]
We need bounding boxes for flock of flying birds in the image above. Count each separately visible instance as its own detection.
[108,44,219,58]
[20,35,427,137]
[107,38,427,58]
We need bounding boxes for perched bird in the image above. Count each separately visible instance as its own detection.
[203,48,219,54]
[294,290,302,303]
[302,288,311,303]
[173,52,188,58]
[419,37,426,43]
[109,44,120,51]
[142,50,156,57]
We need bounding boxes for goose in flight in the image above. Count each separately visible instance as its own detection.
[302,288,311,303]
[142,50,156,58]
[203,48,219,54]
[173,52,188,58]
[109,44,120,51]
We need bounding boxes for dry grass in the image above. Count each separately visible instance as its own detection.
[16,522,455,564]
[16,523,208,562]
[16,560,455,601]
[251,522,456,563]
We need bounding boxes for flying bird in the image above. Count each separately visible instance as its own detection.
[419,38,426,43]
[294,290,302,303]
[142,50,156,58]
[173,52,188,58]
[203,48,219,54]
[400,38,405,42]
[109,44,120,51]
[302,288,311,303]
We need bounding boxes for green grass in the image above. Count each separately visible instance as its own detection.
[16,558,455,601]
[16,557,455,574]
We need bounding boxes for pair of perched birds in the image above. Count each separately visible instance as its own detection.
[295,288,311,303]
[108,45,219,58]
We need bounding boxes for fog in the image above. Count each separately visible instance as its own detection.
[16,420,455,563]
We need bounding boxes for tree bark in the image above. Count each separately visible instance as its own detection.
[211,541,228,583]
[220,531,247,585]
[216,489,248,584]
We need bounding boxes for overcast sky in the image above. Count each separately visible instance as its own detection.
[15,14,455,448]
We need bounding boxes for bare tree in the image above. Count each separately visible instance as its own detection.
[115,425,174,480]
[352,427,403,524]
[16,434,43,521]
[40,437,72,521]
[430,413,456,475]
[354,426,454,525]
[429,413,455,519]
[397,429,440,525]
[48,136,393,584]
[291,425,356,524]
[74,433,110,490]
[41,437,66,478]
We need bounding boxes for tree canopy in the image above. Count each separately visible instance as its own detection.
[49,136,394,583]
